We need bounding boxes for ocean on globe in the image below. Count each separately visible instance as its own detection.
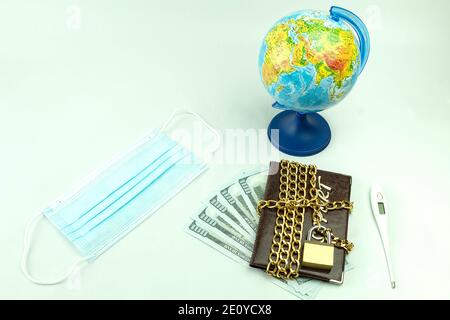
[259,10,361,113]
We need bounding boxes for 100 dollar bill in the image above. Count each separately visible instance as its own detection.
[218,180,258,233]
[194,207,254,252]
[238,170,268,216]
[186,219,251,266]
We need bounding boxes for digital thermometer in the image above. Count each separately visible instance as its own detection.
[370,184,396,289]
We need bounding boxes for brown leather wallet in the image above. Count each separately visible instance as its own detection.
[250,161,352,284]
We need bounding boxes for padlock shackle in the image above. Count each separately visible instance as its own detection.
[307,225,332,244]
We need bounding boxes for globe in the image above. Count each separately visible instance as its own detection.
[260,7,370,156]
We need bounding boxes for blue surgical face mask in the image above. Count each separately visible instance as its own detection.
[21,110,220,285]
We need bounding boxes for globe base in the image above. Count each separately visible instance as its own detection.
[267,110,331,156]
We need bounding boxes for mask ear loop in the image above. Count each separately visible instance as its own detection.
[21,212,89,285]
[160,109,221,156]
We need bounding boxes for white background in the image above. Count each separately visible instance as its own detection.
[1,0,449,299]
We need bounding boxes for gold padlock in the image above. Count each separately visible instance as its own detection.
[301,226,334,271]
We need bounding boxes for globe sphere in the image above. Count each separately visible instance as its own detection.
[259,10,361,113]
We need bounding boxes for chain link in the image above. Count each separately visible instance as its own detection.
[258,160,354,279]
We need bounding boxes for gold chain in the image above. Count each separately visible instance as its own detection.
[257,160,354,279]
[289,163,307,277]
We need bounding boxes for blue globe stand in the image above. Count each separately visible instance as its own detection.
[267,107,331,156]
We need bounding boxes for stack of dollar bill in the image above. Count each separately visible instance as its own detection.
[186,170,352,299]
